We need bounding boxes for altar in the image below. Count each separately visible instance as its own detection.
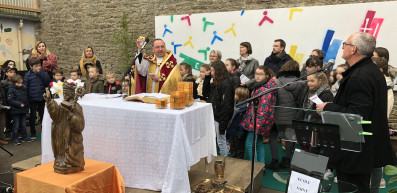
[41,94,217,193]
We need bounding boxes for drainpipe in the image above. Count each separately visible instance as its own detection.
[17,19,23,70]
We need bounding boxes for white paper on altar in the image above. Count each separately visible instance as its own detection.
[287,171,321,193]
[41,93,217,193]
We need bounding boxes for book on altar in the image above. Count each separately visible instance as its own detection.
[123,93,170,104]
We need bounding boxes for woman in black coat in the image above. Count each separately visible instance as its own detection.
[208,61,234,156]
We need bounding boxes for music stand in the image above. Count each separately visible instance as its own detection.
[274,106,365,193]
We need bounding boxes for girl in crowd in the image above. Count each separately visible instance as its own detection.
[197,64,211,102]
[373,57,394,118]
[237,42,259,90]
[30,41,58,76]
[267,60,305,171]
[329,69,337,86]
[78,46,103,76]
[227,87,249,159]
[225,58,241,90]
[302,72,333,122]
[7,75,32,145]
[1,60,16,80]
[240,66,277,175]
[209,50,222,65]
[208,61,234,156]
[330,64,349,96]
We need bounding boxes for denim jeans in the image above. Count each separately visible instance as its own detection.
[215,121,228,156]
[12,114,28,141]
[245,131,265,166]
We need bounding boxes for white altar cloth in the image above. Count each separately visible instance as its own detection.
[41,94,217,193]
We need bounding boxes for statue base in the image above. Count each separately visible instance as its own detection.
[54,165,84,174]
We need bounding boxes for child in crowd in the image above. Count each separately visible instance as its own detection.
[330,64,349,96]
[0,66,17,144]
[196,64,211,101]
[208,61,234,156]
[121,80,129,94]
[67,69,84,88]
[7,75,32,145]
[84,66,104,94]
[302,72,334,121]
[227,87,249,159]
[373,57,394,118]
[104,72,121,94]
[52,69,64,83]
[329,69,337,86]
[225,58,241,90]
[49,69,64,98]
[82,61,96,81]
[24,57,51,139]
[240,66,277,175]
[180,63,198,99]
[267,60,306,171]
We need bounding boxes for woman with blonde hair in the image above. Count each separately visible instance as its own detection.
[30,41,58,75]
[78,46,103,76]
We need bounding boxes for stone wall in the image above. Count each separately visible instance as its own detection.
[34,0,390,76]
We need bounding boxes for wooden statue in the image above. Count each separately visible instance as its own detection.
[44,83,85,174]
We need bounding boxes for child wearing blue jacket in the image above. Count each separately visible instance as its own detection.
[7,75,32,145]
[227,87,250,159]
[23,57,51,139]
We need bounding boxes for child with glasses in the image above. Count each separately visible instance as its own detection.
[240,66,277,175]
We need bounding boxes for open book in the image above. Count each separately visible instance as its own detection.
[123,93,170,104]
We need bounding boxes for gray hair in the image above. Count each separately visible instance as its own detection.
[210,50,222,60]
[351,32,376,57]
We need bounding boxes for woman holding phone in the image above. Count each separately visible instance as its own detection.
[30,41,58,76]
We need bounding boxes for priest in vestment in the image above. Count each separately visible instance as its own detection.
[128,38,181,95]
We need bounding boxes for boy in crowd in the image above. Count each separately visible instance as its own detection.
[179,63,198,99]
[24,57,51,139]
[104,72,121,94]
[67,69,84,88]
[49,69,64,98]
[52,69,64,83]
[84,66,104,94]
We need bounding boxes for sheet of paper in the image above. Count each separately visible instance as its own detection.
[240,74,250,83]
[287,171,320,193]
[309,94,324,104]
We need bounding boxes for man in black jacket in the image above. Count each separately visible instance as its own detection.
[263,39,292,75]
[317,32,396,192]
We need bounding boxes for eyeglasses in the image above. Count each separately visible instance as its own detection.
[255,73,266,76]
[342,42,355,48]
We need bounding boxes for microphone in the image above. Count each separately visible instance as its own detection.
[319,59,335,73]
[140,36,150,50]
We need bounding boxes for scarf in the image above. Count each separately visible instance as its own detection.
[252,78,270,91]
[238,55,254,73]
[303,83,329,109]
[270,50,286,64]
[79,55,97,75]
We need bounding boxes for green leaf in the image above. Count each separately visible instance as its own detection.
[388,186,397,193]
[390,176,397,184]
[385,165,397,175]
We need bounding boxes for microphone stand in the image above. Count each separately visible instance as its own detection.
[236,67,328,193]
[120,42,147,96]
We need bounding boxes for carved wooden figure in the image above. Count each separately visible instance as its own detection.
[44,83,85,174]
